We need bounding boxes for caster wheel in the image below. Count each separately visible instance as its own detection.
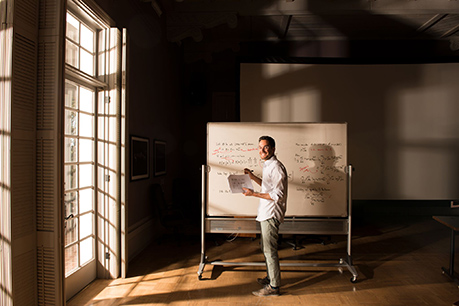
[198,275,203,280]
[350,277,357,283]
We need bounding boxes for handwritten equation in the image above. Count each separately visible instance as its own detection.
[293,142,345,205]
[212,142,261,167]
[210,140,346,206]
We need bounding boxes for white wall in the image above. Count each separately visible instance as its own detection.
[240,63,459,200]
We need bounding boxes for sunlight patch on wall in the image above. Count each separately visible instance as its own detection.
[261,88,321,122]
[386,84,459,199]
[397,148,454,199]
[262,63,313,79]
[398,86,458,141]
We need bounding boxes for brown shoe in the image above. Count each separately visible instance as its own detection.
[252,285,280,297]
[257,276,270,286]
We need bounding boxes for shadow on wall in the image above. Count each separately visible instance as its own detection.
[177,2,459,206]
[240,63,459,200]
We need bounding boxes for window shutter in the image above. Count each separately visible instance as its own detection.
[121,28,128,278]
[0,3,13,305]
[6,0,41,305]
[97,26,122,279]
[36,0,66,305]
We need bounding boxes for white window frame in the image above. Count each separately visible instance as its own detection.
[64,0,124,299]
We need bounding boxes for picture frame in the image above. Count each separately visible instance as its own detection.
[154,140,166,176]
[130,136,149,180]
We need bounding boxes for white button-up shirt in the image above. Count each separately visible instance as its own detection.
[256,155,288,223]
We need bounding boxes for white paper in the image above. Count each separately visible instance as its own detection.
[227,174,254,194]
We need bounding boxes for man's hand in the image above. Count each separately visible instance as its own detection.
[244,168,254,179]
[242,187,254,196]
[242,187,273,201]
[243,168,262,186]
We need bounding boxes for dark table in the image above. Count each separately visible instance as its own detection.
[433,215,459,287]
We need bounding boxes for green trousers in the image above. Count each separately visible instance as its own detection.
[260,218,281,287]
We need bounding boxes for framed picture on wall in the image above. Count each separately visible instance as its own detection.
[130,136,149,180]
[154,140,166,176]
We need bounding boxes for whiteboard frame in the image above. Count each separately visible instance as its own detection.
[198,124,358,282]
[206,122,349,218]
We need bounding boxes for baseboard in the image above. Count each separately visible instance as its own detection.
[127,216,156,262]
[353,200,459,218]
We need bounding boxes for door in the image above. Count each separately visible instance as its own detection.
[63,80,97,300]
[63,2,125,299]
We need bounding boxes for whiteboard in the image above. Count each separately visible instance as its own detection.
[207,122,348,217]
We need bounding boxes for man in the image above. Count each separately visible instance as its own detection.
[242,135,288,297]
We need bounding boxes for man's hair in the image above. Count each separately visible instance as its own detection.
[259,135,275,148]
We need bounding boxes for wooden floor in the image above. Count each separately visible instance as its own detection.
[68,216,459,305]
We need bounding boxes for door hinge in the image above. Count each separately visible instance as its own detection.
[105,96,110,103]
[105,252,110,260]
[105,175,110,182]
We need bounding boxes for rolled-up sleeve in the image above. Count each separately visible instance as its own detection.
[257,156,288,223]
[268,166,287,203]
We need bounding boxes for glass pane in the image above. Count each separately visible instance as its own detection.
[65,244,78,276]
[97,191,105,214]
[64,191,78,246]
[109,46,116,72]
[98,51,105,77]
[79,188,93,214]
[79,213,93,239]
[98,30,106,77]
[108,116,116,142]
[64,165,78,190]
[108,90,117,114]
[66,13,79,43]
[65,82,78,108]
[81,24,94,52]
[64,217,78,245]
[109,170,117,196]
[79,138,93,162]
[64,137,77,162]
[65,110,78,135]
[79,164,93,188]
[65,40,79,68]
[79,113,93,138]
[99,29,106,52]
[97,141,104,166]
[98,117,105,139]
[80,49,94,76]
[65,191,78,216]
[98,91,105,115]
[80,237,94,266]
[97,166,105,190]
[109,143,116,170]
[80,86,94,114]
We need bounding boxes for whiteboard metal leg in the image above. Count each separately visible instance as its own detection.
[197,253,206,280]
[347,164,353,259]
[345,164,357,282]
[198,164,359,283]
[208,259,359,282]
[198,165,207,279]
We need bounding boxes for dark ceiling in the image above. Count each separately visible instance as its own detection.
[144,0,459,61]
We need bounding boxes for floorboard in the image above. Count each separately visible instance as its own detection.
[67,216,459,305]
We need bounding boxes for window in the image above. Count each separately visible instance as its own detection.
[65,2,124,297]
[64,7,105,280]
[64,79,96,275]
[64,1,124,297]
[66,13,96,76]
